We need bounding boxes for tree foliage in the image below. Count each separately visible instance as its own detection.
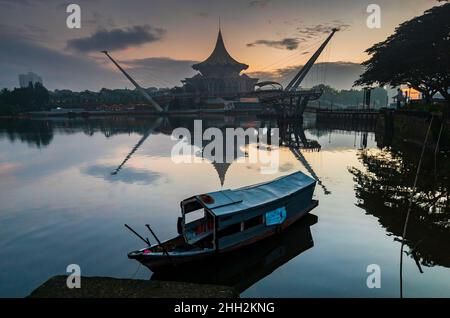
[313,84,388,108]
[355,3,450,104]
[0,83,50,114]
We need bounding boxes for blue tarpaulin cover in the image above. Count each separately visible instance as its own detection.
[197,171,316,217]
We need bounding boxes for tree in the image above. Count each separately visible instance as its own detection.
[355,3,450,105]
[0,83,49,113]
[32,83,50,109]
[313,84,388,108]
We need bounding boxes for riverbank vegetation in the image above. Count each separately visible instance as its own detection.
[0,84,49,115]
[311,84,387,109]
[0,87,171,115]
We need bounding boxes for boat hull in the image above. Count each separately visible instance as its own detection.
[128,247,215,271]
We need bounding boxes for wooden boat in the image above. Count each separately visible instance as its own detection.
[127,171,318,271]
[151,213,318,293]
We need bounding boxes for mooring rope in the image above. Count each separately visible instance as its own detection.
[131,263,142,280]
[400,115,434,298]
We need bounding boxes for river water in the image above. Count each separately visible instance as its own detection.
[0,115,448,297]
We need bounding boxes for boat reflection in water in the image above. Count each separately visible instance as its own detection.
[151,213,318,294]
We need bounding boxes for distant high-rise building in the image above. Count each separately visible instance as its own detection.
[19,72,43,88]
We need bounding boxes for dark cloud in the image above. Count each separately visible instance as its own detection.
[0,0,33,6]
[84,11,117,29]
[1,23,50,43]
[247,38,300,50]
[247,62,364,90]
[248,0,271,8]
[296,22,351,37]
[82,164,162,185]
[247,20,350,51]
[283,18,303,26]
[0,28,126,90]
[67,25,166,53]
[0,24,197,90]
[194,11,209,18]
[0,0,90,9]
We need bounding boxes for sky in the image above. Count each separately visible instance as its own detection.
[0,0,442,91]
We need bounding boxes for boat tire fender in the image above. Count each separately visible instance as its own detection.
[177,217,183,234]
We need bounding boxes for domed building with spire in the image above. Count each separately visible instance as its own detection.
[182,28,258,97]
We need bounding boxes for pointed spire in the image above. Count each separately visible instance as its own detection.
[192,25,249,74]
[212,162,231,187]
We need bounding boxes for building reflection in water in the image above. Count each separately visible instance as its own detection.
[109,116,330,191]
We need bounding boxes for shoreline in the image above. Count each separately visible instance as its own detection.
[28,275,238,298]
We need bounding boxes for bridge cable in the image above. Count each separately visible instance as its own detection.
[273,43,324,86]
[257,38,325,73]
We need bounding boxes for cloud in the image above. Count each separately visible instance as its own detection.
[0,24,196,90]
[67,25,166,53]
[296,22,351,37]
[248,0,271,8]
[247,20,350,51]
[84,11,117,29]
[194,11,209,18]
[0,0,91,9]
[0,0,33,6]
[247,38,300,50]
[0,27,126,90]
[1,23,50,43]
[82,164,162,185]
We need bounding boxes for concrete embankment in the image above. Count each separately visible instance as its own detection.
[28,275,238,298]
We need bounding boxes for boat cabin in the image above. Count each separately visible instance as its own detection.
[179,172,316,252]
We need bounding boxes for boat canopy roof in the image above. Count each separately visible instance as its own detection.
[191,171,315,217]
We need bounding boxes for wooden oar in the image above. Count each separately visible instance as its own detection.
[124,224,150,246]
[145,224,176,267]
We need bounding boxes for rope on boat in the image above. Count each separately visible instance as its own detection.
[131,263,142,279]
[400,115,434,298]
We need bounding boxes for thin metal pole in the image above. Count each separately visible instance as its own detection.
[145,224,176,267]
[400,116,434,298]
[434,120,444,180]
[124,224,150,246]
